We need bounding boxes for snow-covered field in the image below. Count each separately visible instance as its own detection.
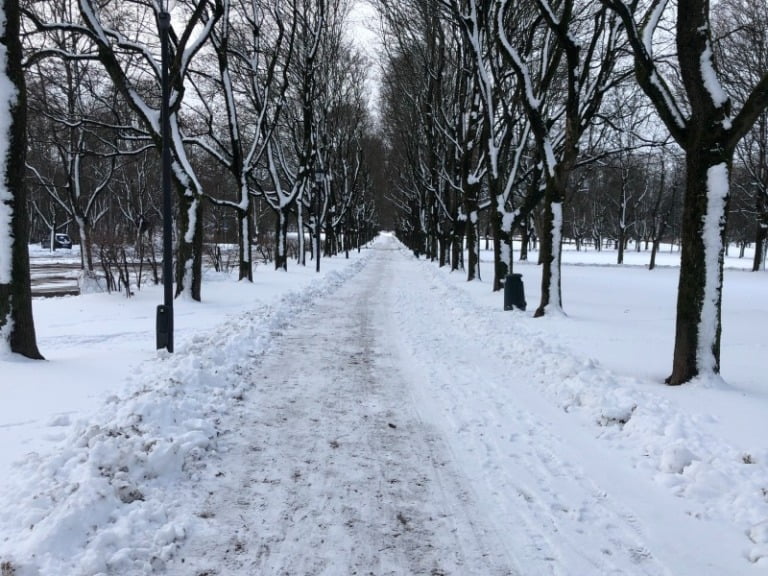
[0,235,766,575]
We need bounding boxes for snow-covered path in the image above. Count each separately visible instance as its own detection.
[3,234,765,575]
[168,238,516,575]
[168,235,674,575]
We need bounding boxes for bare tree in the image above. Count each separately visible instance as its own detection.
[25,51,118,278]
[187,0,296,281]
[377,0,457,265]
[603,0,768,384]
[255,0,336,271]
[317,47,369,258]
[25,0,225,301]
[498,0,622,317]
[0,0,42,359]
[646,158,680,270]
[449,0,535,290]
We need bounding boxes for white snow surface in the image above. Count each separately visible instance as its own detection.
[1,235,767,575]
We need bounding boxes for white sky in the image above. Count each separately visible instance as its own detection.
[346,1,382,117]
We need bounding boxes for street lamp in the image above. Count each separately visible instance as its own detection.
[156,2,174,352]
[314,168,325,273]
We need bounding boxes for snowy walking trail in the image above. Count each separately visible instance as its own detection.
[171,238,516,575]
[1,234,767,575]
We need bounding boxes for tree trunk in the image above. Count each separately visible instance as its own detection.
[666,152,731,385]
[298,211,306,267]
[617,225,625,264]
[491,210,506,290]
[752,195,767,271]
[75,215,94,272]
[649,239,660,270]
[535,177,565,317]
[0,0,42,359]
[451,219,462,271]
[237,204,253,281]
[275,209,288,271]
[520,220,529,261]
[465,215,477,281]
[753,225,766,271]
[534,201,562,316]
[429,206,438,261]
[462,178,480,281]
[175,191,203,300]
[438,230,446,267]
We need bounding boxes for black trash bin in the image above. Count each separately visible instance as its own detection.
[504,273,526,311]
[156,304,173,351]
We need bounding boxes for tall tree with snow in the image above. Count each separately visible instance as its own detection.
[188,0,297,281]
[450,0,532,291]
[498,0,621,317]
[602,0,768,384]
[0,0,42,359]
[258,0,329,271]
[70,0,223,301]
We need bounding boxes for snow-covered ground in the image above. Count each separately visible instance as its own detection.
[0,235,766,575]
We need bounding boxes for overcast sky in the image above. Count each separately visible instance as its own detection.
[347,1,382,117]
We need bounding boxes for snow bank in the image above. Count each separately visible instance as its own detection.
[407,250,768,570]
[0,254,369,575]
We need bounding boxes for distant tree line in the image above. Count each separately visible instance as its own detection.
[374,0,768,384]
[21,0,381,296]
[3,0,385,358]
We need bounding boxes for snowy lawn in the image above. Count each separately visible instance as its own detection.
[0,236,766,575]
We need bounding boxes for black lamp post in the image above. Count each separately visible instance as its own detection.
[156,3,174,352]
[314,168,325,273]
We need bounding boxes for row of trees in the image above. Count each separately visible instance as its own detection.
[376,0,768,384]
[25,0,381,288]
[5,0,768,385]
[1,0,382,359]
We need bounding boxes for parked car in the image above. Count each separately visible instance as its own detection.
[41,233,73,250]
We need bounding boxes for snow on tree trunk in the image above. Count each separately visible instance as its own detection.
[462,166,481,281]
[490,191,509,291]
[175,193,203,301]
[667,155,731,385]
[75,214,94,272]
[0,0,42,358]
[275,209,288,271]
[233,176,253,283]
[76,211,101,294]
[698,164,729,373]
[535,200,564,318]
